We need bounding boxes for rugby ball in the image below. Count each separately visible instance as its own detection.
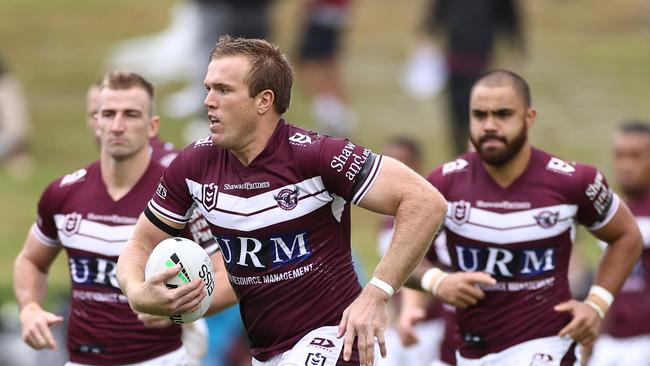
[144,237,214,324]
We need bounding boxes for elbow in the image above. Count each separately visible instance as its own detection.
[427,186,448,221]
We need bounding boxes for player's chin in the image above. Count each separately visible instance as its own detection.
[478,149,510,166]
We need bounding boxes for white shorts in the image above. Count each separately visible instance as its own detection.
[252,325,376,366]
[376,319,445,366]
[182,318,209,366]
[589,334,650,366]
[65,346,187,366]
[456,336,580,366]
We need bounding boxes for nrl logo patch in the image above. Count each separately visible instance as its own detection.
[274,186,300,210]
[530,353,554,366]
[201,183,219,211]
[62,212,83,237]
[305,352,327,366]
[451,200,471,225]
[534,211,559,228]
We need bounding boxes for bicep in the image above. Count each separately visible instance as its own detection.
[357,156,435,215]
[591,201,639,244]
[17,231,61,273]
[132,211,183,252]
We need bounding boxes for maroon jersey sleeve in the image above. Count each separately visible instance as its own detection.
[426,166,446,193]
[317,136,382,205]
[32,179,64,246]
[180,209,218,255]
[147,149,195,225]
[574,165,620,230]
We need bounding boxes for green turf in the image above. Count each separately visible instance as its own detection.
[0,0,648,303]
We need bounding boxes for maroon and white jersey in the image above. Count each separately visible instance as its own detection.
[149,136,178,168]
[426,148,619,358]
[147,120,382,360]
[31,160,214,365]
[602,191,650,338]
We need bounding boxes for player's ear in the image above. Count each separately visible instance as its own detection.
[149,115,160,138]
[256,89,274,115]
[525,107,536,129]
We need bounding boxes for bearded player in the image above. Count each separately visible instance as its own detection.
[400,70,642,365]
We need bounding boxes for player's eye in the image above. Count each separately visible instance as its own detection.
[472,111,487,119]
[495,110,513,118]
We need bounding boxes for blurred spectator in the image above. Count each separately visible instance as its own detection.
[109,0,273,142]
[295,0,356,137]
[85,81,101,145]
[420,0,525,156]
[375,136,449,366]
[165,0,273,123]
[589,120,650,366]
[0,56,32,178]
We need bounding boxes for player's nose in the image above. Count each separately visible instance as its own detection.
[204,91,218,110]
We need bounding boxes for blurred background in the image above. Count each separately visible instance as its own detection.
[0,0,648,365]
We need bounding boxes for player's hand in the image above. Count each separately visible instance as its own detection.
[126,264,205,316]
[396,306,425,347]
[436,272,496,308]
[136,312,173,328]
[337,285,389,366]
[19,302,63,350]
[554,300,601,346]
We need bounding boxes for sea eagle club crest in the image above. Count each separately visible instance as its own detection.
[201,183,219,211]
[274,186,300,210]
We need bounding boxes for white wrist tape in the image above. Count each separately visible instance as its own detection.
[589,285,614,307]
[421,268,449,296]
[369,277,395,297]
[584,300,606,319]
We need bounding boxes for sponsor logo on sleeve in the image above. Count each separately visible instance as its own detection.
[158,152,178,167]
[305,353,327,366]
[329,141,371,181]
[274,186,300,210]
[194,135,213,147]
[62,212,83,236]
[533,211,559,228]
[60,169,87,186]
[442,159,469,175]
[201,183,219,211]
[289,132,313,145]
[156,183,168,199]
[585,172,613,216]
[546,157,575,175]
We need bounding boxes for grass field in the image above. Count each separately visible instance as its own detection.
[0,0,648,304]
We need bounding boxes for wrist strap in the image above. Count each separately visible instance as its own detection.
[584,300,606,319]
[589,285,614,307]
[369,277,395,297]
[421,268,449,295]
